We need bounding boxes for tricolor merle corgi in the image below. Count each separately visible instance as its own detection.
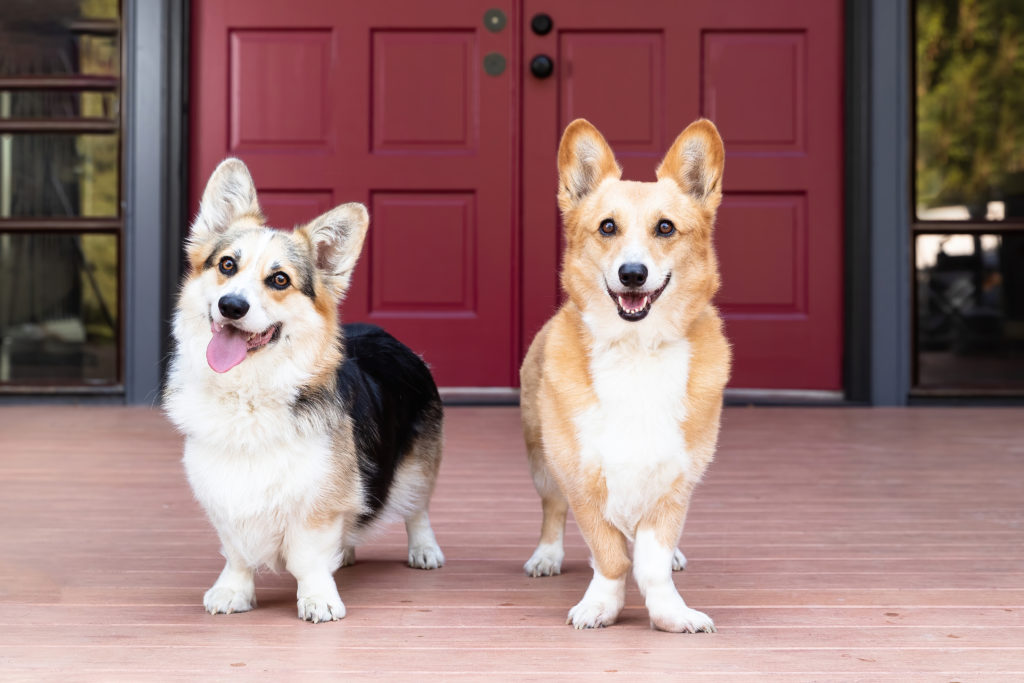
[520,119,731,632]
[164,159,444,623]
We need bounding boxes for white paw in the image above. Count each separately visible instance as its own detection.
[204,585,255,615]
[297,594,346,623]
[672,548,688,571]
[649,604,716,633]
[567,597,621,629]
[524,543,564,577]
[408,543,445,570]
[340,546,356,568]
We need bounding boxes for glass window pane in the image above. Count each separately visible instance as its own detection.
[1,0,119,22]
[0,133,120,217]
[916,233,1024,388]
[0,90,118,120]
[0,10,120,79]
[915,0,1024,221]
[0,232,118,386]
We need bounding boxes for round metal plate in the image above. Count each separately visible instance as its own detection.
[483,9,506,33]
[483,52,506,76]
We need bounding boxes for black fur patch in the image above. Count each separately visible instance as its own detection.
[281,241,316,300]
[299,261,316,300]
[298,323,442,526]
[202,238,230,270]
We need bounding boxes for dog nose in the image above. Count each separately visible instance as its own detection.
[218,294,249,320]
[618,263,648,287]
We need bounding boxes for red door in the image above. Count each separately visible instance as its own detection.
[522,0,844,390]
[191,0,519,386]
[193,0,844,391]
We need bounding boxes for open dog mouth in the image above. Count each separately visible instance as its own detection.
[206,320,282,373]
[606,273,671,322]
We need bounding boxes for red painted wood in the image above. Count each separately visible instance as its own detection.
[194,0,843,390]
[191,0,519,386]
[521,0,844,390]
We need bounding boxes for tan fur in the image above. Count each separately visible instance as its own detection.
[521,119,731,631]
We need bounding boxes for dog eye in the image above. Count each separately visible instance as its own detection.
[218,256,236,275]
[599,219,617,236]
[268,272,290,290]
[656,219,676,237]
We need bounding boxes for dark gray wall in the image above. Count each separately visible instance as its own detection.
[868,0,912,405]
[124,0,186,405]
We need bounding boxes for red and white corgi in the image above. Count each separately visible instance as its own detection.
[164,159,445,623]
[520,119,731,632]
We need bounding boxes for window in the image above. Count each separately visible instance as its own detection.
[0,0,122,390]
[914,0,1024,393]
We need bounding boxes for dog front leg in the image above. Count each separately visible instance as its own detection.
[204,545,256,615]
[285,517,346,623]
[566,502,630,629]
[634,500,715,633]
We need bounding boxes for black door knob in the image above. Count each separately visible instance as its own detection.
[531,13,553,35]
[530,54,554,79]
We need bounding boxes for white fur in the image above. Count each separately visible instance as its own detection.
[405,509,445,570]
[287,518,347,622]
[634,528,714,633]
[572,337,692,539]
[524,541,565,577]
[567,568,626,629]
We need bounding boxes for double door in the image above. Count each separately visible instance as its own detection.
[192,0,843,389]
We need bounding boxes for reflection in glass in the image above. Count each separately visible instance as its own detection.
[0,90,118,120]
[916,233,1024,388]
[0,232,118,385]
[0,133,120,217]
[0,12,119,79]
[916,0,1024,221]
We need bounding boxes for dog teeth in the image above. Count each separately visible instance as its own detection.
[617,294,650,313]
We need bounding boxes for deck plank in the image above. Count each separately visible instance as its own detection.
[1,405,1024,679]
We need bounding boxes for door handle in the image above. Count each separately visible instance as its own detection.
[529,54,554,79]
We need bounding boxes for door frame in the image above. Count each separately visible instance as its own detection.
[123,0,911,405]
[843,0,912,405]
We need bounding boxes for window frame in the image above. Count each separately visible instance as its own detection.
[0,13,125,394]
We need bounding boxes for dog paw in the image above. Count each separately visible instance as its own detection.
[524,543,564,577]
[649,605,716,634]
[408,543,445,570]
[339,546,356,568]
[297,594,346,623]
[204,585,256,615]
[567,598,620,629]
[672,548,688,571]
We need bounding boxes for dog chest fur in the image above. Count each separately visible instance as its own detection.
[175,385,335,573]
[573,338,692,538]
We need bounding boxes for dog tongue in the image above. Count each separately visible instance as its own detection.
[207,324,248,373]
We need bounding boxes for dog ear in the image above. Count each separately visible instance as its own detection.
[657,119,725,212]
[297,202,369,296]
[190,158,262,244]
[557,119,621,214]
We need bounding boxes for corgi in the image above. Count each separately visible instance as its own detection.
[519,119,730,633]
[164,159,445,623]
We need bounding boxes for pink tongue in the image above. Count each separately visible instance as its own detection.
[207,324,248,373]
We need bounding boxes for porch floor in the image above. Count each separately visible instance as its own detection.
[1,406,1023,680]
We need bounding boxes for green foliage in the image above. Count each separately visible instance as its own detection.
[916,0,1024,213]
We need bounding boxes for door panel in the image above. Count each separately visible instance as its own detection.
[193,0,844,391]
[522,0,844,390]
[192,0,518,386]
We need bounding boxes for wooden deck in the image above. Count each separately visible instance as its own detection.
[1,405,1023,681]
